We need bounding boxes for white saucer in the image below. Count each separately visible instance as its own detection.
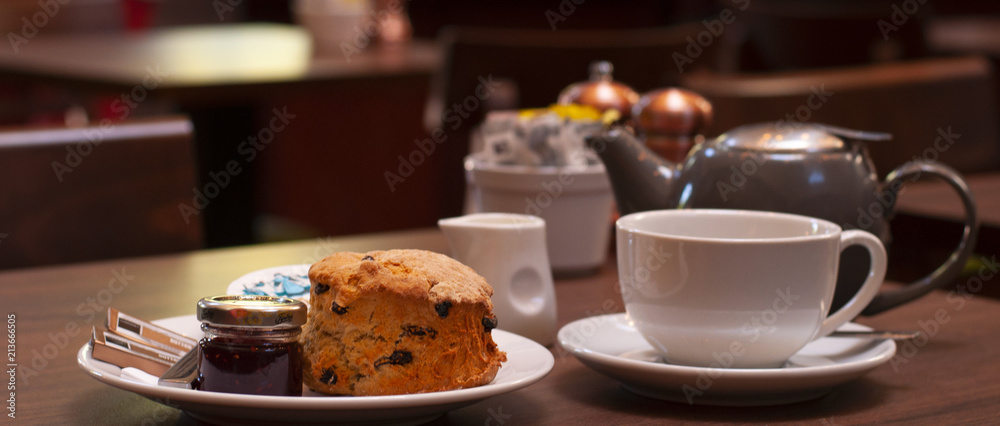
[557,313,896,406]
[226,264,312,302]
[79,315,553,425]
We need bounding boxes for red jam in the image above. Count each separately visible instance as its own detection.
[195,295,307,396]
[197,330,302,396]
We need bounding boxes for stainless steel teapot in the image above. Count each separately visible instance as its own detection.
[587,122,979,315]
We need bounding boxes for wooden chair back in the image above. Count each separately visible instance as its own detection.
[734,0,930,71]
[0,115,202,269]
[681,55,1000,175]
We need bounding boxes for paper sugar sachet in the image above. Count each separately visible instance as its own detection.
[475,104,612,167]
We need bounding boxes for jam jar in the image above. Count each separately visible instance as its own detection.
[196,295,307,396]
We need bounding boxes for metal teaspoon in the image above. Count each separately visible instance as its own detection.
[828,330,923,340]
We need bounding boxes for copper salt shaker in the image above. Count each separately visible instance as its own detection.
[557,61,640,121]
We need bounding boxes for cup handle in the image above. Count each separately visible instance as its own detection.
[816,230,888,338]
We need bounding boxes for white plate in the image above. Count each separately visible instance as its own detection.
[557,313,896,406]
[78,315,553,425]
[226,264,312,303]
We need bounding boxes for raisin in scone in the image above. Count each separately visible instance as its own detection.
[301,249,507,395]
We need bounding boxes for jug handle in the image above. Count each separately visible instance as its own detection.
[861,161,979,315]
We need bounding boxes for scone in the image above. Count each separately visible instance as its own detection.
[301,249,507,395]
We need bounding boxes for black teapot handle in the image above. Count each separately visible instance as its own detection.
[861,161,979,315]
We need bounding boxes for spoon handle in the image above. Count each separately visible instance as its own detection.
[828,330,922,340]
[157,347,198,389]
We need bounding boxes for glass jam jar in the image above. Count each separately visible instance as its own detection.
[196,295,307,396]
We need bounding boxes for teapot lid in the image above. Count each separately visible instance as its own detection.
[557,61,639,120]
[716,122,891,152]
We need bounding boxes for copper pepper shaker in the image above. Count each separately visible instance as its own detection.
[632,88,713,163]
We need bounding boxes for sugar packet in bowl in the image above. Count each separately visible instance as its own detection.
[465,104,616,274]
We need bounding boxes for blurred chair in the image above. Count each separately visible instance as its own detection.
[426,23,719,218]
[927,16,1000,121]
[732,0,930,72]
[928,16,1000,57]
[0,116,202,270]
[681,55,1000,175]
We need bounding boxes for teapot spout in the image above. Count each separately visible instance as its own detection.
[585,127,680,215]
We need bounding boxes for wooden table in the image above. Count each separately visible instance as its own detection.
[0,24,442,101]
[3,228,999,424]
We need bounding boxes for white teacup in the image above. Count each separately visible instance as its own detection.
[616,209,887,369]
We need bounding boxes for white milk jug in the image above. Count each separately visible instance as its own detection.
[438,213,557,346]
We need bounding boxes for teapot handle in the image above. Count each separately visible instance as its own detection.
[861,161,979,315]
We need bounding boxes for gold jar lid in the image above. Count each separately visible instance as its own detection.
[633,87,713,136]
[197,295,307,328]
[557,61,639,120]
